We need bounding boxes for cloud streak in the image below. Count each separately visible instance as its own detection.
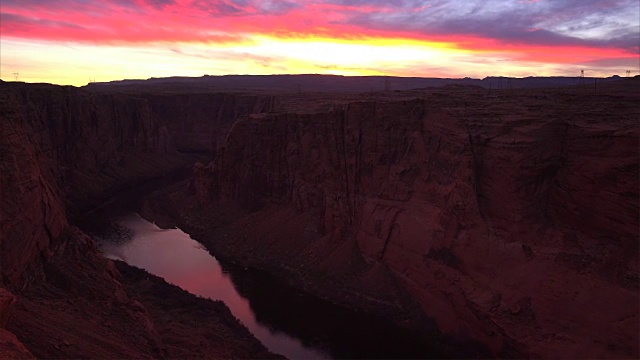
[2,0,637,47]
[1,0,637,84]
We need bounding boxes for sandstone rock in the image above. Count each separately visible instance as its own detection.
[0,289,16,328]
[0,81,280,359]
[0,90,68,288]
[0,329,35,360]
[142,93,277,154]
[2,77,638,359]
[193,83,640,358]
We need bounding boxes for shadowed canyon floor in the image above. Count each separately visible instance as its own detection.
[1,76,639,359]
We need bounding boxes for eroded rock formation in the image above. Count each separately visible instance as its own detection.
[1,78,638,359]
[0,82,277,358]
[142,93,276,154]
[186,82,639,358]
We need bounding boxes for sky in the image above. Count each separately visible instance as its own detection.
[1,0,638,86]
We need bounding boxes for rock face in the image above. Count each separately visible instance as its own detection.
[192,83,640,358]
[1,83,271,289]
[0,289,34,359]
[0,289,16,328]
[0,329,35,360]
[1,88,69,288]
[2,81,201,289]
[2,78,638,358]
[142,93,276,154]
[1,83,186,214]
[0,82,278,358]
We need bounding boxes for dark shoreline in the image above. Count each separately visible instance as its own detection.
[137,179,497,359]
[114,260,283,359]
[85,176,460,359]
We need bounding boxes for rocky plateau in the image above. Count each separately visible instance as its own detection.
[1,76,639,359]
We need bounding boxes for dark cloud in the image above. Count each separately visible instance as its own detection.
[1,0,636,54]
[188,0,298,17]
[230,0,250,4]
[0,12,85,29]
[192,0,244,15]
[580,57,640,68]
[145,0,176,9]
[256,1,299,15]
[322,0,422,7]
[330,0,639,49]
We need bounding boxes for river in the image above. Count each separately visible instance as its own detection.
[89,212,445,359]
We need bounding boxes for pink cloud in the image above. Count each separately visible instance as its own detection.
[1,0,636,67]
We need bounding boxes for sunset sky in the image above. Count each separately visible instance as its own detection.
[1,0,638,86]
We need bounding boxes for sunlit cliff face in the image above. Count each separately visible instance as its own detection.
[1,0,638,85]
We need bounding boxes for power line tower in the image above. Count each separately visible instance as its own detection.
[384,78,391,92]
[579,69,585,85]
[13,71,19,81]
[626,70,631,77]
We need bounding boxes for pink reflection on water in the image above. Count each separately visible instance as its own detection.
[100,213,328,360]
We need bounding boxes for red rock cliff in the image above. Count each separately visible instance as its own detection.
[1,81,277,358]
[1,81,277,291]
[142,93,276,154]
[1,87,69,288]
[194,85,639,358]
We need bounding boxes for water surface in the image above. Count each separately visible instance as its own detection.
[93,213,447,360]
[98,213,329,359]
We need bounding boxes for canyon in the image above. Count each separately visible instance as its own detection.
[1,76,638,359]
[0,82,279,359]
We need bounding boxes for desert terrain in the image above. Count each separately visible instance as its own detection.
[1,75,638,359]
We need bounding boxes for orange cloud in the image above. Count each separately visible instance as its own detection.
[1,0,637,84]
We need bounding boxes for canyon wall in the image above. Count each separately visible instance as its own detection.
[2,79,638,358]
[0,82,185,356]
[1,83,183,214]
[0,82,276,358]
[0,82,195,289]
[193,85,639,358]
[0,83,276,288]
[142,93,276,154]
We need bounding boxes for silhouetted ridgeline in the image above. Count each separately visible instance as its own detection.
[83,74,628,93]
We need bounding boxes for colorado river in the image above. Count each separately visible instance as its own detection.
[96,213,329,359]
[90,212,444,360]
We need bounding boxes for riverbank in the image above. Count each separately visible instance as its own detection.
[5,226,278,359]
[139,179,495,359]
[115,260,283,359]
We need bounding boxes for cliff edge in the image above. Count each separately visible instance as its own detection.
[180,82,640,358]
[0,82,278,358]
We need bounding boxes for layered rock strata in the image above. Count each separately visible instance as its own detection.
[185,83,639,358]
[0,82,277,358]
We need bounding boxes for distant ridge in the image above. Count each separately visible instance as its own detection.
[83,74,627,93]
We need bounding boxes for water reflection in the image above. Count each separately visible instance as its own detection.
[222,263,449,359]
[94,213,448,360]
[98,213,329,360]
